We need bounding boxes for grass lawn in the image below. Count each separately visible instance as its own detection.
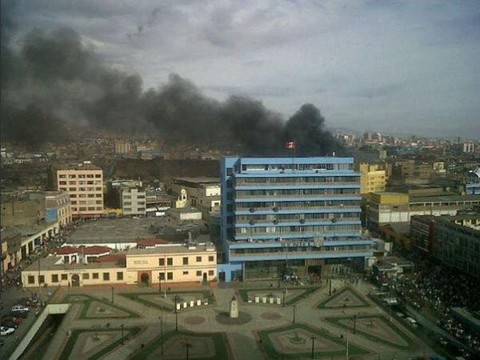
[130,330,229,360]
[238,287,319,305]
[59,326,142,360]
[119,290,216,311]
[257,323,369,359]
[62,294,140,319]
[316,286,370,309]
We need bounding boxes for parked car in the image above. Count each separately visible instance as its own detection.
[1,326,15,336]
[11,305,29,312]
[0,320,17,329]
[1,316,23,326]
[10,310,28,319]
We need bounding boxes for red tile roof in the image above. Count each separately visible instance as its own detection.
[55,246,79,255]
[55,245,111,255]
[96,253,126,263]
[81,246,111,255]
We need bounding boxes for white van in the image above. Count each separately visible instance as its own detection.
[405,317,418,327]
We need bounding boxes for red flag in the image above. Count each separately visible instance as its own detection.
[285,141,295,149]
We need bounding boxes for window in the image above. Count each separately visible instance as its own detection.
[196,256,202,262]
[208,270,214,276]
[183,271,189,275]
[93,273,99,279]
[103,273,110,281]
[159,258,165,266]
[196,271,202,276]
[167,257,173,266]
[183,257,189,265]
[159,272,165,280]
[167,272,173,280]
[117,272,123,281]
[28,275,35,284]
[52,274,59,283]
[208,256,214,262]
[61,274,68,281]
[82,273,89,280]
[39,275,45,284]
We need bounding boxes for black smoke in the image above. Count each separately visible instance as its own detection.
[1,25,344,155]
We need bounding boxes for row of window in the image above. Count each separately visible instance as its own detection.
[236,212,360,222]
[159,255,215,266]
[235,224,362,235]
[235,175,358,185]
[58,174,102,179]
[233,200,361,210]
[235,188,359,197]
[28,272,123,284]
[72,206,104,212]
[59,187,103,192]
[158,270,215,280]
[72,200,103,205]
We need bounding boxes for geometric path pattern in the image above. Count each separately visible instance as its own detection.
[238,287,318,306]
[257,324,369,359]
[324,315,415,350]
[63,294,139,319]
[59,327,141,360]
[120,290,215,311]
[130,331,231,360]
[317,287,370,309]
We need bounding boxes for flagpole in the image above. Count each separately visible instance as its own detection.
[292,140,296,172]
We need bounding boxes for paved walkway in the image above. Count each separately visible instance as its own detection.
[8,279,439,359]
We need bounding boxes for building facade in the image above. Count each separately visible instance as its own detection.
[367,193,480,228]
[358,163,387,194]
[45,191,72,227]
[57,164,104,219]
[121,187,146,216]
[410,215,480,279]
[21,243,217,288]
[219,157,373,282]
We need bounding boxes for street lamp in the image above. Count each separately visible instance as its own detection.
[283,288,287,307]
[159,313,164,358]
[352,314,357,334]
[184,338,191,360]
[111,286,114,304]
[310,336,316,359]
[292,304,296,324]
[174,295,179,331]
[158,273,162,294]
[121,324,124,344]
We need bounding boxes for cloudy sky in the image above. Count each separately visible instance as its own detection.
[4,0,480,139]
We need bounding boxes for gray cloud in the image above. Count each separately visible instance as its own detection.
[1,0,480,139]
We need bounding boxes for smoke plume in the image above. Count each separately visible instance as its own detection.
[1,26,344,155]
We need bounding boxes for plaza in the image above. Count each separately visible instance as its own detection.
[10,278,437,360]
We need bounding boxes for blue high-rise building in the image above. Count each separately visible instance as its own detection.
[218,156,373,282]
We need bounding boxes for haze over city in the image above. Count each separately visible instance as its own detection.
[2,0,479,141]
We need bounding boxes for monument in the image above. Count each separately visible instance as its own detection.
[229,295,239,318]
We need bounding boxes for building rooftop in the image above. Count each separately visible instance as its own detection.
[126,243,216,255]
[23,254,124,271]
[66,217,210,246]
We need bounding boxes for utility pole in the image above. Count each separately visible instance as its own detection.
[310,336,316,359]
[175,295,179,331]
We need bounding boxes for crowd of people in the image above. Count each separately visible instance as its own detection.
[395,252,480,356]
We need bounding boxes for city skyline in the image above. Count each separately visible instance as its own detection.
[2,0,480,139]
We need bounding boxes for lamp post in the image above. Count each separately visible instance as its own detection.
[160,313,164,358]
[185,338,191,360]
[283,288,286,307]
[121,324,124,344]
[310,336,316,359]
[352,314,357,334]
[292,304,296,324]
[158,273,162,294]
[174,295,179,331]
[111,286,114,304]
